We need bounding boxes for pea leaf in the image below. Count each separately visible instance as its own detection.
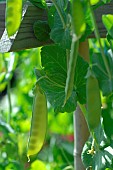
[92,52,113,96]
[82,137,113,169]
[35,45,77,113]
[102,0,111,3]
[33,21,51,41]
[74,55,89,104]
[92,150,107,169]
[102,96,113,142]
[102,15,113,39]
[49,10,71,49]
[50,26,71,49]
[81,140,93,168]
[90,0,100,5]
[48,0,71,49]
[35,45,88,113]
[30,160,46,170]
[28,0,47,8]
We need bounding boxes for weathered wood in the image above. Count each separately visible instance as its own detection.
[0,1,113,52]
[0,2,5,38]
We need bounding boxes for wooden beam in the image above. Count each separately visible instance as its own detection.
[0,2,5,38]
[0,1,113,52]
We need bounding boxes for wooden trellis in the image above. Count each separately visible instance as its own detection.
[0,1,113,52]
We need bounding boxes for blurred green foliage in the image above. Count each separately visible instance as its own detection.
[0,48,74,170]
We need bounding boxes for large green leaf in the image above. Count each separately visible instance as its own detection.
[74,55,89,104]
[35,45,77,113]
[35,45,88,113]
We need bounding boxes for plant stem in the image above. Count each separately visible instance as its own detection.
[51,0,66,29]
[91,131,100,151]
[2,54,12,124]
[7,81,12,124]
[59,146,73,168]
[88,1,111,80]
[78,102,87,117]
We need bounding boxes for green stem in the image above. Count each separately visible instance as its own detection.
[91,131,99,151]
[51,0,66,29]
[2,54,12,124]
[7,82,12,124]
[59,146,73,168]
[88,1,111,79]
[78,102,87,117]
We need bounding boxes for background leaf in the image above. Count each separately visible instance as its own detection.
[92,52,113,96]
[102,15,113,39]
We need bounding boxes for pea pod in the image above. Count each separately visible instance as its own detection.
[27,83,47,159]
[64,39,79,105]
[72,0,86,37]
[64,0,86,105]
[6,0,22,37]
[86,68,101,130]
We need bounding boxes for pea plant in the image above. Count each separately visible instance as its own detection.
[5,0,113,169]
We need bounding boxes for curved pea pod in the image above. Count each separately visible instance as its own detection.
[6,0,22,37]
[27,84,47,159]
[86,68,101,131]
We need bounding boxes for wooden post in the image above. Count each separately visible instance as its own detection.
[73,40,89,170]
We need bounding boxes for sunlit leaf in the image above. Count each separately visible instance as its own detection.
[90,0,100,5]
[102,14,113,38]
[30,160,46,170]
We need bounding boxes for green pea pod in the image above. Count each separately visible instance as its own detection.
[86,68,101,131]
[27,83,47,159]
[71,0,86,38]
[64,0,86,105]
[6,0,22,37]
[64,39,79,105]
